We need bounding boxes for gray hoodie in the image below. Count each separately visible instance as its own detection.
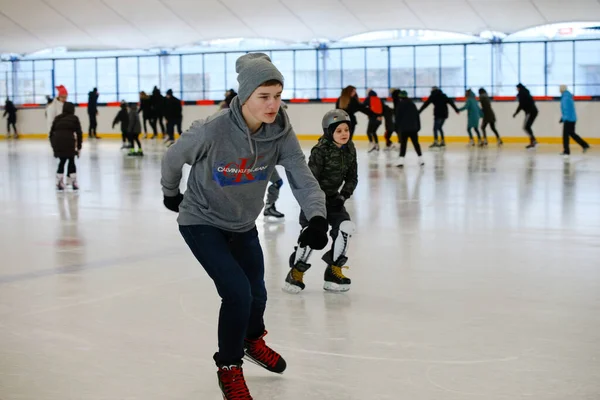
[161,96,326,232]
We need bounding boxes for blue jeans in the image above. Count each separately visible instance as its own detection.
[179,225,267,365]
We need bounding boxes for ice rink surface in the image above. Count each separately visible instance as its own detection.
[1,139,599,400]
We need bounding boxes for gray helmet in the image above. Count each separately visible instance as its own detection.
[321,109,351,133]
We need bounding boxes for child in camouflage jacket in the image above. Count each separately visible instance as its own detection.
[284,109,358,294]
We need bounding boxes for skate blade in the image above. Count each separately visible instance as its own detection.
[243,353,285,374]
[264,215,285,223]
[323,282,350,292]
[282,283,303,294]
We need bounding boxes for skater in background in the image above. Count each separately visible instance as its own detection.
[127,103,143,156]
[151,86,166,136]
[3,98,18,139]
[394,90,424,167]
[139,91,156,139]
[219,88,238,110]
[46,85,69,134]
[478,88,502,146]
[383,89,398,150]
[113,101,130,149]
[458,89,484,147]
[419,86,459,148]
[161,53,327,400]
[87,88,100,139]
[165,89,182,146]
[284,109,357,294]
[336,85,368,140]
[363,89,383,152]
[263,100,289,219]
[559,84,590,157]
[263,169,285,219]
[513,83,538,149]
[49,102,82,191]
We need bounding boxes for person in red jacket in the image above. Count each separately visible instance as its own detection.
[363,89,383,152]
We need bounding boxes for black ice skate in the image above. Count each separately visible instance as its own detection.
[323,264,351,292]
[263,204,284,219]
[525,140,538,150]
[283,250,311,294]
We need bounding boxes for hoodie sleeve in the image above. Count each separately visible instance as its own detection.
[419,97,432,113]
[514,96,523,115]
[112,112,120,128]
[160,121,209,197]
[447,97,460,113]
[560,94,567,119]
[278,131,326,221]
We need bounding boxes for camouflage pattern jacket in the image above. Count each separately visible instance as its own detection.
[308,137,358,201]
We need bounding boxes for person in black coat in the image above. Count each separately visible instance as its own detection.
[513,83,538,149]
[3,99,18,138]
[335,85,369,140]
[49,102,82,191]
[87,88,100,139]
[395,91,424,168]
[164,89,182,144]
[419,86,459,148]
[382,101,397,150]
[478,88,503,146]
[151,86,166,135]
[113,101,130,148]
[139,91,156,139]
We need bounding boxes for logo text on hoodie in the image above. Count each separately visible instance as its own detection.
[213,157,270,186]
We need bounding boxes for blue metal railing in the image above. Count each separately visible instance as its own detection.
[2,38,600,104]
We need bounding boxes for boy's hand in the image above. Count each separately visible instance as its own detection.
[298,216,328,250]
[329,194,346,209]
[164,192,184,213]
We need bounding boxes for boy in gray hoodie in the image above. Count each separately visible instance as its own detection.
[161,53,328,400]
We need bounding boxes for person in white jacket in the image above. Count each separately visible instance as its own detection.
[46,85,69,134]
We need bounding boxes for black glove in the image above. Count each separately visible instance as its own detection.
[329,194,346,209]
[559,118,563,123]
[298,216,328,250]
[163,192,184,213]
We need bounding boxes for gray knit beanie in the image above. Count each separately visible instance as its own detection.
[236,53,284,104]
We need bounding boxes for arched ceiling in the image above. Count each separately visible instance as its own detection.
[1,0,600,54]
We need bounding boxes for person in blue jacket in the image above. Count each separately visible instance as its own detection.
[559,85,590,157]
[458,89,484,147]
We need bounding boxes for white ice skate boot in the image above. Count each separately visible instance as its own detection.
[56,174,65,191]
